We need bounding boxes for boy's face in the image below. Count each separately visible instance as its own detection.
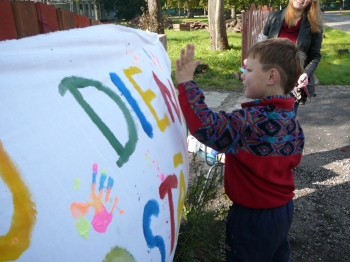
[241,56,270,99]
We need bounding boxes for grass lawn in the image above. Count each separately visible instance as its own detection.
[166,24,350,89]
[166,29,243,91]
[316,26,350,85]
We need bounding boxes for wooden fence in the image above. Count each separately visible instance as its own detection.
[241,3,274,65]
[0,0,100,41]
[1,1,271,58]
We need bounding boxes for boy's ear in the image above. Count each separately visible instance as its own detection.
[267,68,280,86]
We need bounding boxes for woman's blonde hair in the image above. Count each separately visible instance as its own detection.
[285,0,322,33]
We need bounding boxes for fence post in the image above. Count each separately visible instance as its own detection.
[0,0,17,40]
[11,1,40,39]
[35,2,59,33]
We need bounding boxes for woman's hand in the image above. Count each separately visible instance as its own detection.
[175,44,201,84]
[297,73,308,89]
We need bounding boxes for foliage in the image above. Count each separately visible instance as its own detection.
[224,0,289,13]
[163,0,288,14]
[127,10,174,31]
[134,7,161,31]
[174,154,229,261]
[167,0,200,10]
[166,27,243,91]
[316,26,350,85]
[102,0,146,20]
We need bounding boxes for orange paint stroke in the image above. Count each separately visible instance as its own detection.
[149,50,155,58]
[0,141,37,261]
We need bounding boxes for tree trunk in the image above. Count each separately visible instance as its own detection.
[148,0,164,34]
[208,0,229,50]
[75,0,80,14]
[231,7,236,19]
[187,8,194,18]
[93,0,100,20]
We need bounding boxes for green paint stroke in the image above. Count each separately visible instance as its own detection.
[74,178,81,190]
[74,217,90,239]
[59,76,138,167]
[103,246,137,262]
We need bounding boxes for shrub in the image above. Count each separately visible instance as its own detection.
[174,154,229,261]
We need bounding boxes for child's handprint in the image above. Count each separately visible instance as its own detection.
[70,164,123,238]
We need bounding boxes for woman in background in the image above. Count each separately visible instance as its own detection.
[259,0,323,115]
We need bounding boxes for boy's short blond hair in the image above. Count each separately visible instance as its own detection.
[246,38,306,94]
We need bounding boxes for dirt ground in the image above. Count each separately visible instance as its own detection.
[200,85,350,261]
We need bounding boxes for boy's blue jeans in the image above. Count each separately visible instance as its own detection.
[225,200,294,262]
[294,103,299,116]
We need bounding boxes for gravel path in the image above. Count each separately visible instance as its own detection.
[290,85,350,261]
[199,85,350,261]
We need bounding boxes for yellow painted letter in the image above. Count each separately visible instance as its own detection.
[124,66,170,131]
[0,141,37,261]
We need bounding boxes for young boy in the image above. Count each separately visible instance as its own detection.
[175,38,306,261]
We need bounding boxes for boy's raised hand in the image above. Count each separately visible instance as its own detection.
[175,44,201,84]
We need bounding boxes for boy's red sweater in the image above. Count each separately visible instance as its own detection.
[178,81,304,209]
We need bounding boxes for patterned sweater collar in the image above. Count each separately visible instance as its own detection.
[241,95,295,109]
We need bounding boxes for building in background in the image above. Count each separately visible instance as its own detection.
[39,0,115,21]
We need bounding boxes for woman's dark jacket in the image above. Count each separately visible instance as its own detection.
[263,9,323,96]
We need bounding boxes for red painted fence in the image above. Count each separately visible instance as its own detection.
[0,0,100,41]
[241,3,274,65]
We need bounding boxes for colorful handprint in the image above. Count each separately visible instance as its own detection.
[70,164,123,239]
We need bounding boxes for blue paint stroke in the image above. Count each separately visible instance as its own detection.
[143,200,165,262]
[107,176,114,189]
[142,48,152,59]
[92,164,98,184]
[109,73,153,138]
[99,170,107,191]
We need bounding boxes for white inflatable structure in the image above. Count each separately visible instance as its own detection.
[0,24,188,262]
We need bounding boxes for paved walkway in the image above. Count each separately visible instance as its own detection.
[323,11,350,34]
